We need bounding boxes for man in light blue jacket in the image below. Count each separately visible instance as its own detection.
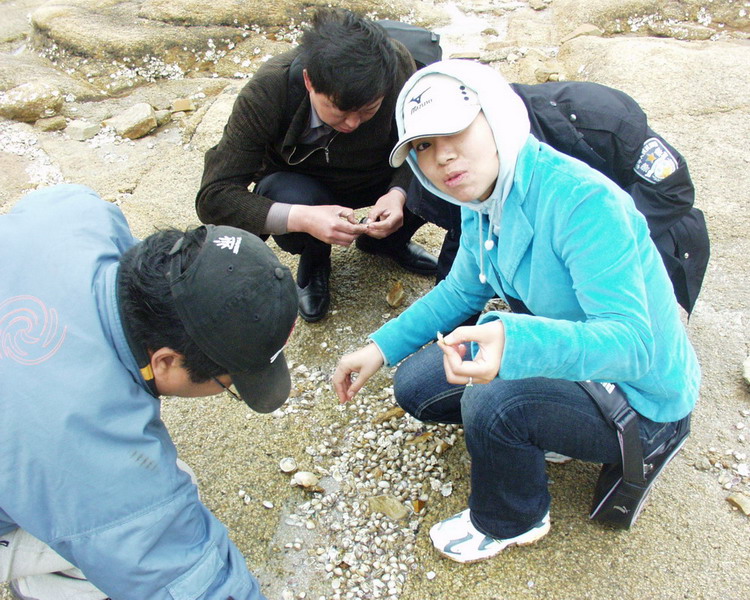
[0,184,298,599]
[334,61,699,563]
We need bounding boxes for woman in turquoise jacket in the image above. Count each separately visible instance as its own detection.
[333,60,700,564]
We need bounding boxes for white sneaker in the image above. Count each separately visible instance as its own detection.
[544,451,573,464]
[429,509,550,564]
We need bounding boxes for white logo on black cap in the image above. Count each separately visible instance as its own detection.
[269,345,284,363]
[213,236,242,254]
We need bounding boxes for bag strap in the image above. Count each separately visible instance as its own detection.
[478,273,649,485]
[576,381,647,485]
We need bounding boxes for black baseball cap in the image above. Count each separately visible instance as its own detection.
[168,225,298,413]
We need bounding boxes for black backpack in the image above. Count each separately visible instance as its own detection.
[377,20,442,69]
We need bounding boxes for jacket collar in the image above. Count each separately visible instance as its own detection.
[492,137,539,282]
[110,262,159,398]
[281,54,314,151]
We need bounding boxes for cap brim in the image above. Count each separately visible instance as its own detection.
[389,140,413,168]
[231,350,291,413]
[389,104,481,168]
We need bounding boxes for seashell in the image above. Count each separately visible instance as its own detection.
[405,431,434,446]
[279,457,298,473]
[291,471,319,488]
[367,494,408,520]
[386,280,405,308]
[371,406,406,425]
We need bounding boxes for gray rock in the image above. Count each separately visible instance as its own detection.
[648,21,716,41]
[528,0,550,11]
[66,119,101,141]
[560,23,604,44]
[0,0,47,44]
[0,81,63,123]
[154,109,172,127]
[35,115,67,131]
[102,103,157,139]
[28,0,426,82]
[189,81,239,152]
[0,53,100,99]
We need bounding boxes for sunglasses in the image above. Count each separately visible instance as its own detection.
[212,376,241,402]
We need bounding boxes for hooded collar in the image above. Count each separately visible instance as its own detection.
[394,60,531,282]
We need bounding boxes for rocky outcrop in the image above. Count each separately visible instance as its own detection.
[0,53,100,101]
[553,0,750,38]
[555,36,750,117]
[25,0,437,93]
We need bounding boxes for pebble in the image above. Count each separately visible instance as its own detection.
[726,492,750,516]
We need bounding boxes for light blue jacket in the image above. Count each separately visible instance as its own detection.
[0,185,265,599]
[371,136,700,422]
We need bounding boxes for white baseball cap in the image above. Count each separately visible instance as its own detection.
[389,73,481,167]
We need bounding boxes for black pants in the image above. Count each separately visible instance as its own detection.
[404,177,461,283]
[256,172,426,262]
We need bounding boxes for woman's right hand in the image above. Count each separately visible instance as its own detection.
[436,321,505,385]
[332,343,385,403]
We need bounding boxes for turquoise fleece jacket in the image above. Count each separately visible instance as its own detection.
[371,133,700,423]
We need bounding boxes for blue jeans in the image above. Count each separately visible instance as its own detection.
[393,343,683,539]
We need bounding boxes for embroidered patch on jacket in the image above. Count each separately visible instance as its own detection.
[634,137,677,183]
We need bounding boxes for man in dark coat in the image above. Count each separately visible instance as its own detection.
[197,8,437,323]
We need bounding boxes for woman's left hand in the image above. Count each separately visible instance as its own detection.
[436,321,505,385]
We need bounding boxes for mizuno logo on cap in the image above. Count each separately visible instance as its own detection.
[409,87,431,105]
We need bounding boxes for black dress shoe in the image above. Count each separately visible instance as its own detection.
[356,239,438,276]
[296,261,331,322]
